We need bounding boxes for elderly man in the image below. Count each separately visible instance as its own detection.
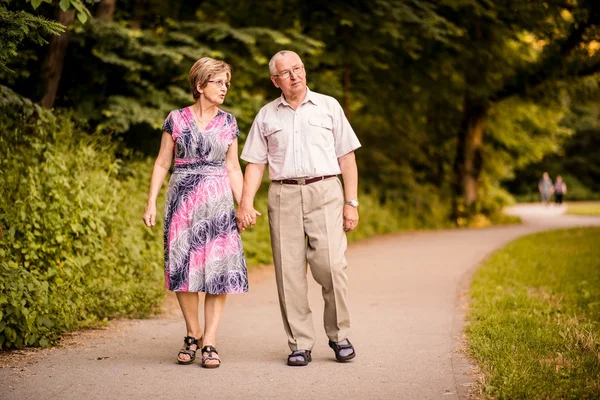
[237,50,361,366]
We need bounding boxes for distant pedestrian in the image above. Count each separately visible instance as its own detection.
[538,172,553,205]
[554,175,567,205]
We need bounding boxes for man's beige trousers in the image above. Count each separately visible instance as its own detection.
[268,177,350,351]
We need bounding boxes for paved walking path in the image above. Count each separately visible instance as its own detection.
[2,204,599,400]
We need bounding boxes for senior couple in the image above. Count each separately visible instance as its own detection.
[142,50,361,368]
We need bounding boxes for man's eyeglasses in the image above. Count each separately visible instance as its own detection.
[208,80,231,89]
[273,65,304,80]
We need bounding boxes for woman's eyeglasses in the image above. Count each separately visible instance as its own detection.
[208,80,231,89]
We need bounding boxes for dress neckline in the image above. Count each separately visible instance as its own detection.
[186,106,222,132]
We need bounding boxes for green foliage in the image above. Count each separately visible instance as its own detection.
[25,0,93,24]
[58,16,323,141]
[467,227,600,399]
[0,86,163,349]
[0,5,64,73]
[566,201,600,216]
[507,78,600,200]
[4,0,600,222]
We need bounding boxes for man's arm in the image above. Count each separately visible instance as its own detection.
[236,163,266,230]
[338,151,359,232]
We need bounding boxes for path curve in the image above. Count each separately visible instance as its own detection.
[2,204,599,400]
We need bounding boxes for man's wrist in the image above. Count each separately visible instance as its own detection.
[344,199,359,207]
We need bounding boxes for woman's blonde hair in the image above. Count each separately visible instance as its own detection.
[189,57,232,100]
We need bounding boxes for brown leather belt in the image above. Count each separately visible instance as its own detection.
[273,175,336,185]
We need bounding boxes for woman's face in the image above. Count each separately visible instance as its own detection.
[200,71,230,105]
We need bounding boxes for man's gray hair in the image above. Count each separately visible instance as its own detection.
[268,50,302,76]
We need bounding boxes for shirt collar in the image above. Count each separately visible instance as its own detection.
[276,86,320,109]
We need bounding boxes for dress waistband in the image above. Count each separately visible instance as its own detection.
[173,159,226,175]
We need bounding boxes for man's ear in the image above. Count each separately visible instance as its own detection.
[270,76,279,89]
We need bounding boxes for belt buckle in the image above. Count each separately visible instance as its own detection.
[297,178,306,185]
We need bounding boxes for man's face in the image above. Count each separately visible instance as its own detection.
[270,53,306,98]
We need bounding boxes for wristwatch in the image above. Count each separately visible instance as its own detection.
[345,199,359,207]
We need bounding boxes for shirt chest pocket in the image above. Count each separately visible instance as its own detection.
[308,116,334,146]
[262,122,285,152]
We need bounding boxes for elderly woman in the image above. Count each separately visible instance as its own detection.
[142,57,248,368]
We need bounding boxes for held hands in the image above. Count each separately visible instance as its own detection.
[142,203,157,227]
[235,204,262,232]
[343,205,359,232]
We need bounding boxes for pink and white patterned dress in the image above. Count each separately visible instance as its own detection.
[162,107,248,294]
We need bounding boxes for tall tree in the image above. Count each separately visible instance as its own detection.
[445,0,600,219]
[0,5,64,74]
[39,8,75,108]
[96,0,116,20]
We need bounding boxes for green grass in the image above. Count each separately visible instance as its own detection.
[466,227,600,399]
[566,201,600,216]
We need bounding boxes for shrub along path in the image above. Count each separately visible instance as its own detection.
[1,204,599,400]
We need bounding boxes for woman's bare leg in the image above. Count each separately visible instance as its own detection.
[202,293,227,365]
[176,292,203,362]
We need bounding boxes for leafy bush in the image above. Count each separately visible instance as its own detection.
[0,86,163,349]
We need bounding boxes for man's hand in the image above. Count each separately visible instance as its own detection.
[236,204,262,232]
[343,204,359,232]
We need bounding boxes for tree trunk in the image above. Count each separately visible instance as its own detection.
[130,0,146,30]
[342,26,351,122]
[343,62,351,122]
[96,0,116,20]
[39,10,75,109]
[452,98,488,221]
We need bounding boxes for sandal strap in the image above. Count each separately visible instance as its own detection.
[330,339,353,350]
[289,350,311,361]
[291,350,309,355]
[179,349,196,357]
[201,345,221,364]
[201,345,218,355]
[184,336,200,346]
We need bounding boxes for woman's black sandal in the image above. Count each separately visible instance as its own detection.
[328,339,356,362]
[287,350,312,366]
[201,345,221,369]
[177,336,201,364]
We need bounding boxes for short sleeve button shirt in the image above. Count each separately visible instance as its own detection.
[241,87,361,180]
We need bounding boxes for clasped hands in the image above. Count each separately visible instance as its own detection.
[236,205,262,232]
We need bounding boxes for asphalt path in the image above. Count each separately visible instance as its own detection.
[2,204,599,400]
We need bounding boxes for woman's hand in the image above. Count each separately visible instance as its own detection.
[236,205,262,232]
[142,202,157,227]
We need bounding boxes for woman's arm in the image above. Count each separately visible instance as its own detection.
[226,138,243,205]
[142,132,174,227]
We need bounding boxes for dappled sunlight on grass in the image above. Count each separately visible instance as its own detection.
[466,227,600,399]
